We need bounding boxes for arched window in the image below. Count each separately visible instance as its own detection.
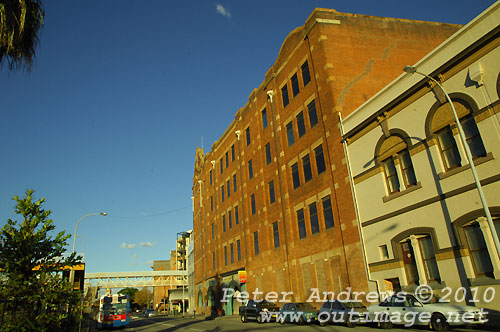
[429,99,486,170]
[377,134,417,194]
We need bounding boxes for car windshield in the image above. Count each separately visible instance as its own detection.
[261,301,276,306]
[343,301,366,309]
[297,303,316,311]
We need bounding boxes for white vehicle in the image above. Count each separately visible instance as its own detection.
[367,293,487,331]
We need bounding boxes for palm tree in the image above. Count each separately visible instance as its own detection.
[0,0,44,71]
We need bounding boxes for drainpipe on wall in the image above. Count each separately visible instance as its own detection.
[338,112,381,301]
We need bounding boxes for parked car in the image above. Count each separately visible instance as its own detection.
[239,299,280,323]
[278,302,318,324]
[318,299,367,327]
[144,308,156,318]
[367,293,486,331]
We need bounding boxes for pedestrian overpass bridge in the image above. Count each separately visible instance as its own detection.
[84,270,188,289]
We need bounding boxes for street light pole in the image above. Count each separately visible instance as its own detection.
[69,212,107,287]
[404,65,500,259]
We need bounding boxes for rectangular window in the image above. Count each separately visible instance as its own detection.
[315,145,326,174]
[291,163,300,189]
[302,154,312,182]
[281,84,289,107]
[224,246,228,265]
[251,194,256,215]
[222,214,226,232]
[399,150,417,187]
[246,127,251,146]
[220,158,223,174]
[254,231,259,255]
[297,209,306,239]
[210,170,212,185]
[225,152,229,169]
[233,174,237,192]
[273,221,280,248]
[228,210,232,228]
[419,236,441,282]
[265,143,272,165]
[211,196,213,211]
[383,157,400,193]
[301,60,311,87]
[297,111,306,137]
[309,202,319,234]
[461,115,486,158]
[379,245,389,260]
[465,223,493,275]
[227,180,230,198]
[211,223,214,239]
[286,122,295,147]
[235,205,239,224]
[212,252,216,270]
[437,127,461,170]
[262,108,268,129]
[248,160,253,179]
[237,239,241,261]
[231,144,235,161]
[291,73,300,97]
[269,180,275,204]
[322,196,334,229]
[221,185,225,202]
[230,243,234,264]
[307,100,318,128]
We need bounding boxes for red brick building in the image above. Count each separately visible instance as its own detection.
[192,8,460,316]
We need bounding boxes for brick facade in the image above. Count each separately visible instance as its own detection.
[192,8,461,315]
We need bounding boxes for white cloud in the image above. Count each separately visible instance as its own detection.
[120,242,136,249]
[140,241,154,247]
[216,4,231,19]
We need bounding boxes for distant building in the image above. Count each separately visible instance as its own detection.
[152,259,175,311]
[192,7,461,315]
[342,2,500,310]
[187,231,195,314]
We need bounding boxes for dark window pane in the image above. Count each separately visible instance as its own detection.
[399,149,417,187]
[235,205,239,224]
[465,223,493,275]
[297,111,306,137]
[287,122,295,146]
[233,174,237,192]
[262,108,268,129]
[227,180,230,198]
[273,221,280,248]
[222,214,226,232]
[437,127,461,169]
[224,246,227,265]
[254,231,259,255]
[237,240,241,261]
[221,185,225,202]
[228,210,232,228]
[211,223,214,239]
[383,157,400,193]
[292,163,300,189]
[210,170,212,185]
[309,202,319,234]
[231,144,235,161]
[297,209,306,239]
[230,243,234,263]
[248,160,253,179]
[212,252,215,269]
[282,84,289,107]
[251,194,256,215]
[303,154,312,182]
[307,100,318,128]
[225,151,229,168]
[461,115,486,158]
[315,145,326,174]
[301,61,311,87]
[266,143,272,165]
[269,180,275,204]
[220,158,223,174]
[246,127,251,146]
[291,73,300,97]
[211,196,213,211]
[323,196,334,229]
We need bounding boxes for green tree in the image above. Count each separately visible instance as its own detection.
[0,0,45,71]
[118,287,138,303]
[0,189,82,331]
[134,287,153,308]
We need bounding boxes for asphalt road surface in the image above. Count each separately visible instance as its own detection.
[120,314,497,332]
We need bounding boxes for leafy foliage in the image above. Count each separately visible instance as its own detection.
[0,0,44,71]
[0,189,82,332]
[118,287,138,303]
[134,287,153,307]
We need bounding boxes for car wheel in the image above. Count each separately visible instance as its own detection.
[379,314,393,329]
[345,316,357,328]
[241,314,247,323]
[298,316,305,325]
[279,315,286,324]
[431,313,449,332]
[257,313,263,324]
[318,312,329,327]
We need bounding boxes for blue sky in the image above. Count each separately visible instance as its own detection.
[0,0,495,274]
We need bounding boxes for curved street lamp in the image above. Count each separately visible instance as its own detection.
[403,65,500,259]
[70,212,107,286]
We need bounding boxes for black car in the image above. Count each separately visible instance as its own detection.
[239,300,280,323]
[318,300,367,327]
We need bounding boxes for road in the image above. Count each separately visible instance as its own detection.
[122,314,497,332]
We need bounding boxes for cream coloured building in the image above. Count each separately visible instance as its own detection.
[342,1,500,310]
